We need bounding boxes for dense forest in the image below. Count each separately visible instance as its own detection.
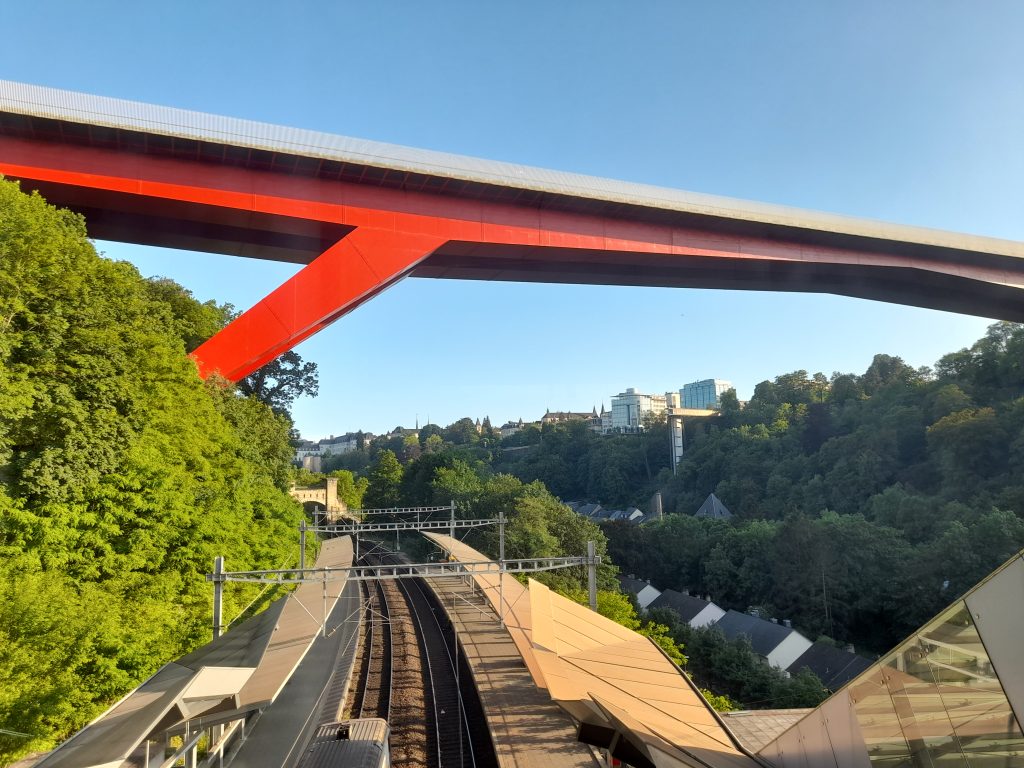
[0,179,304,763]
[605,328,1024,653]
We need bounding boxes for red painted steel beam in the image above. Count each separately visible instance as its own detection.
[2,133,1023,382]
[191,228,444,380]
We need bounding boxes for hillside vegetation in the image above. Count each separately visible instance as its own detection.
[0,179,303,763]
[604,330,1024,652]
[330,322,1024,672]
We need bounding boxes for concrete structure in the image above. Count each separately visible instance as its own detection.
[289,477,346,519]
[682,379,733,410]
[668,408,717,472]
[301,454,322,473]
[649,589,726,629]
[3,81,1022,384]
[35,538,354,768]
[426,574,599,768]
[715,610,813,671]
[424,533,761,768]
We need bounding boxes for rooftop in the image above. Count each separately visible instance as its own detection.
[649,590,716,624]
[714,610,799,657]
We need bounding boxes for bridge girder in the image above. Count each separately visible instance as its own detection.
[2,83,1023,381]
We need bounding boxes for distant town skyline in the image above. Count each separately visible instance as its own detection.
[3,2,1017,440]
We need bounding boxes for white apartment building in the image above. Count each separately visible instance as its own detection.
[609,388,674,432]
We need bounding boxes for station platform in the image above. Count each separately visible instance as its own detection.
[427,573,601,768]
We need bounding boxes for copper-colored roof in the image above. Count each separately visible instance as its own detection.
[422,533,760,768]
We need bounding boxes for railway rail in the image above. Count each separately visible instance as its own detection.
[353,577,393,722]
[346,548,497,768]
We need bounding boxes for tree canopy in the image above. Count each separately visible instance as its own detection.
[0,179,305,763]
[237,349,319,416]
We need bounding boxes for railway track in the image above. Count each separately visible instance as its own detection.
[347,547,497,768]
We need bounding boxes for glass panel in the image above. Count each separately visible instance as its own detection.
[849,601,1024,767]
[885,632,962,766]
[916,604,1024,767]
[849,661,913,766]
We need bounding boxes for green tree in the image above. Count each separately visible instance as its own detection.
[237,350,319,416]
[364,449,404,508]
[328,469,368,509]
[0,178,303,762]
[143,277,233,352]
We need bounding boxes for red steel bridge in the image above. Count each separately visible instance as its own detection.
[1,80,1022,382]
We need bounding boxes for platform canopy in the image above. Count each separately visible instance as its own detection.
[423,533,759,768]
[36,537,353,768]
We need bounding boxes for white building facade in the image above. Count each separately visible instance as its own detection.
[609,388,671,432]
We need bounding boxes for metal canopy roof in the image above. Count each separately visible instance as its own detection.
[36,537,353,768]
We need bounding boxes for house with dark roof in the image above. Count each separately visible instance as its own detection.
[617,575,662,610]
[714,610,812,670]
[695,493,733,520]
[786,642,873,691]
[648,589,725,629]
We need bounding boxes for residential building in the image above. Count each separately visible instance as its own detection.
[541,408,594,425]
[293,440,320,464]
[714,610,813,671]
[681,379,733,410]
[785,642,872,691]
[319,432,363,456]
[617,575,662,611]
[500,418,525,438]
[648,589,726,629]
[695,493,734,521]
[566,501,603,518]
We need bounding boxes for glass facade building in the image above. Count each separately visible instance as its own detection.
[759,551,1024,767]
[681,379,733,409]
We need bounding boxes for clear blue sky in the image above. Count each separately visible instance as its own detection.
[3,2,1022,439]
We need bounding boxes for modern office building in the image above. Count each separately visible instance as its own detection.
[681,379,733,409]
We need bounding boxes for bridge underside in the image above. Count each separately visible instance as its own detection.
[2,82,1022,382]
